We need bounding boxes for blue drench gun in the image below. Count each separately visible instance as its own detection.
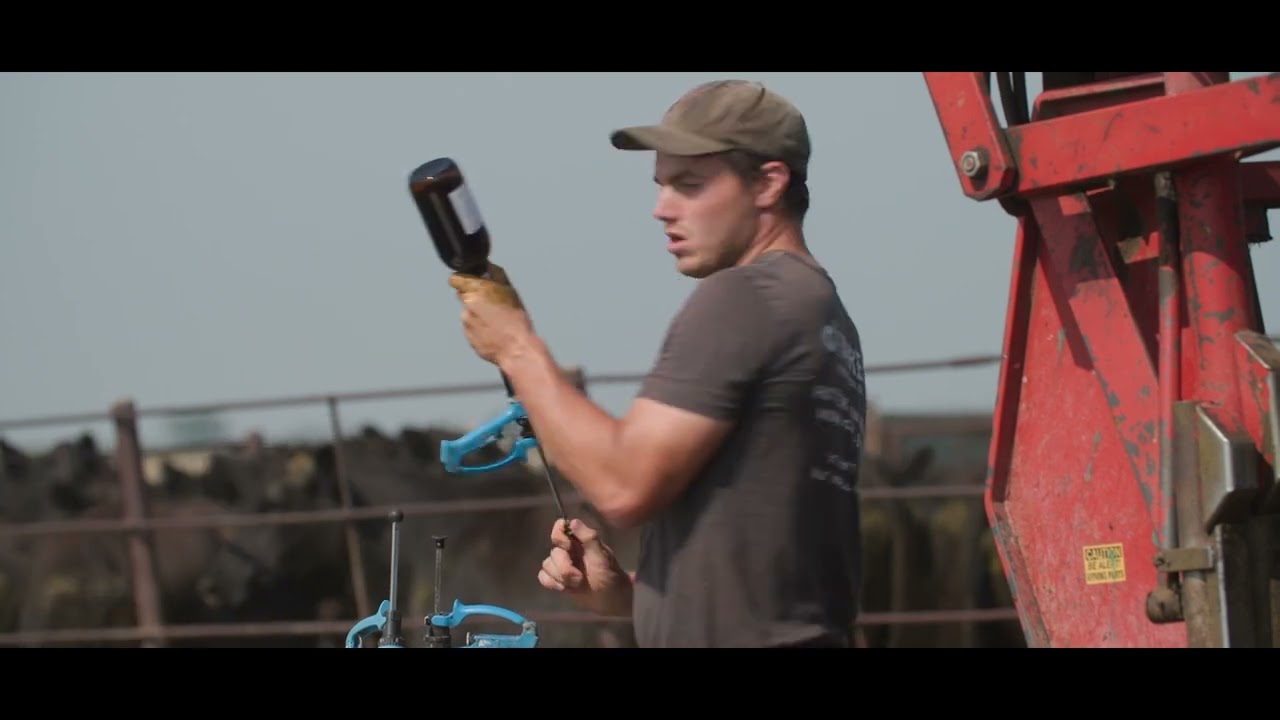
[440,388,572,536]
[439,398,538,474]
[344,510,538,649]
[408,154,571,532]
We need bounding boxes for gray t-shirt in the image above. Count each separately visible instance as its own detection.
[631,250,866,648]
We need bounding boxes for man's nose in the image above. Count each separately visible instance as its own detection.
[652,188,678,222]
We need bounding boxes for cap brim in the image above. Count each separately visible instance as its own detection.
[609,124,733,155]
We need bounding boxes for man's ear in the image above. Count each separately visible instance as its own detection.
[753,160,791,210]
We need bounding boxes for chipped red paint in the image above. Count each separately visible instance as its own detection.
[927,72,1280,647]
[926,72,1280,202]
[983,199,1184,648]
[923,72,1017,201]
[1234,331,1280,471]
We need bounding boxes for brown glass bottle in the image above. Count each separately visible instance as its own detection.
[408,157,492,276]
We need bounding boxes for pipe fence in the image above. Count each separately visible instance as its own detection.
[0,353,1018,647]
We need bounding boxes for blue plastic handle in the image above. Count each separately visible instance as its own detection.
[430,599,538,648]
[346,598,537,648]
[430,598,528,628]
[344,599,404,648]
[440,400,538,474]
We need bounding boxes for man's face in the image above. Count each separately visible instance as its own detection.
[651,152,758,278]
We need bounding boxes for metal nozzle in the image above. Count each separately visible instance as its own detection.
[433,535,446,617]
[382,509,405,647]
[388,510,404,614]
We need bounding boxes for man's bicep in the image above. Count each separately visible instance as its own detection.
[638,270,778,421]
[620,397,734,507]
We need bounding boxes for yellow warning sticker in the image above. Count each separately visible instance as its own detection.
[1083,543,1126,584]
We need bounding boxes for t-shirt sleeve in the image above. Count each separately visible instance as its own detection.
[637,268,780,421]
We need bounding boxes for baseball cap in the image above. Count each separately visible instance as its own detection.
[609,79,810,178]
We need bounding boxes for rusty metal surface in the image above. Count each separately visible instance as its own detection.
[984,202,1184,647]
[1174,401,1214,648]
[1032,74,1167,121]
[1234,331,1279,499]
[1195,403,1268,647]
[924,72,1017,201]
[923,72,1280,203]
[1008,74,1280,197]
[1155,169,1182,576]
[1035,191,1168,538]
[1176,162,1257,419]
[926,71,1280,648]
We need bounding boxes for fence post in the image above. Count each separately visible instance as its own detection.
[110,398,166,647]
[326,397,371,621]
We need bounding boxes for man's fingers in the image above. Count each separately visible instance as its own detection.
[542,551,582,590]
[448,263,513,291]
[448,272,523,310]
[549,547,583,588]
[538,568,564,592]
[550,545,573,568]
[448,273,485,292]
[568,519,598,545]
[551,517,600,550]
[550,518,574,550]
[540,555,562,585]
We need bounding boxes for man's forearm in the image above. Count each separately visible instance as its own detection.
[498,333,633,519]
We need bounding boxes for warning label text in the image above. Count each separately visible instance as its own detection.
[1083,543,1126,584]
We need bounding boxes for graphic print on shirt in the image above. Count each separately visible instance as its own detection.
[808,316,866,494]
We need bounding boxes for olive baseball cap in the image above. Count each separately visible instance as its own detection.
[609,79,810,177]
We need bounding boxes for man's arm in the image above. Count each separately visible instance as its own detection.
[497,269,778,528]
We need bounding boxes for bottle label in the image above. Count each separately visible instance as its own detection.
[448,182,484,236]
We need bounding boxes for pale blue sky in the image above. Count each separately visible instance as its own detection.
[2,72,1276,450]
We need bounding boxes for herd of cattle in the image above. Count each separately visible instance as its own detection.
[0,411,1025,648]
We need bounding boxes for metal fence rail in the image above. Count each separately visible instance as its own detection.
[0,352,1007,432]
[0,353,1019,647]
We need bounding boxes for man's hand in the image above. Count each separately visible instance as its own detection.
[537,518,633,617]
[448,261,534,367]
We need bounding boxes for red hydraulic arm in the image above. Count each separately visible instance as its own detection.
[923,72,1280,647]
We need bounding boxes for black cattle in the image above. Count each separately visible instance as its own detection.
[11,494,285,647]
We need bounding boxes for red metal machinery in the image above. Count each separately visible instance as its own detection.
[923,72,1280,647]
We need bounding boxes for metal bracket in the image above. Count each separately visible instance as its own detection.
[1153,547,1216,573]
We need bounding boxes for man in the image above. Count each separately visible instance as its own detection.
[449,79,866,648]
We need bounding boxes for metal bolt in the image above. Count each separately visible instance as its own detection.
[959,149,987,178]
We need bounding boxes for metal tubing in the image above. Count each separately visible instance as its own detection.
[1166,73,1255,422]
[1155,170,1182,562]
[1173,401,1215,647]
